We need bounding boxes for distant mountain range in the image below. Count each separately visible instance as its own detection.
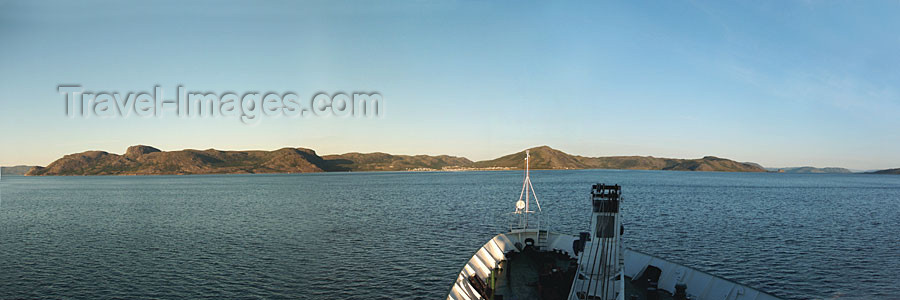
[23,145,767,176]
[870,168,900,175]
[1,165,34,176]
[322,152,473,172]
[23,145,480,176]
[17,145,900,176]
[767,166,853,174]
[473,146,765,172]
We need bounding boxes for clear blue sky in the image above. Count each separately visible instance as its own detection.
[1,1,898,170]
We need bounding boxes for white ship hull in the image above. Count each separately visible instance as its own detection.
[447,229,579,300]
[448,231,781,300]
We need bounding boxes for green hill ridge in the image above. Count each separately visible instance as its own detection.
[25,145,767,176]
[474,146,765,172]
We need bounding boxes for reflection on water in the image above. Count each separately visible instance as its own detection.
[1,170,898,299]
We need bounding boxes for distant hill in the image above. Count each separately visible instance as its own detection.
[1,165,36,176]
[473,146,765,172]
[26,145,474,176]
[869,168,900,175]
[322,152,472,171]
[743,162,765,170]
[26,144,767,176]
[26,145,331,176]
[473,146,587,169]
[771,167,853,174]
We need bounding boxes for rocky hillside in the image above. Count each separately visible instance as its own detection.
[472,146,587,169]
[587,155,765,172]
[26,145,329,176]
[473,146,765,172]
[26,145,474,175]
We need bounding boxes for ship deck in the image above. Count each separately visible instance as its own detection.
[489,247,577,300]
[482,248,676,300]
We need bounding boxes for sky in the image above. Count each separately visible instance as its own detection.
[1,0,898,170]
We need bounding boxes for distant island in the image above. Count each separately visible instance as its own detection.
[22,145,772,176]
[768,166,853,174]
[1,165,34,176]
[472,146,765,172]
[869,168,900,175]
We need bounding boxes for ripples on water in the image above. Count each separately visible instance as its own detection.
[1,170,898,299]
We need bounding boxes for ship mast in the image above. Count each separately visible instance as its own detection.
[514,150,542,228]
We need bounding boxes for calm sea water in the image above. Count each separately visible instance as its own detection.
[1,170,898,299]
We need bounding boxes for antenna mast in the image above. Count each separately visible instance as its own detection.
[515,150,542,228]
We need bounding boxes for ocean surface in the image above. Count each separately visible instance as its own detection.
[1,170,898,299]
